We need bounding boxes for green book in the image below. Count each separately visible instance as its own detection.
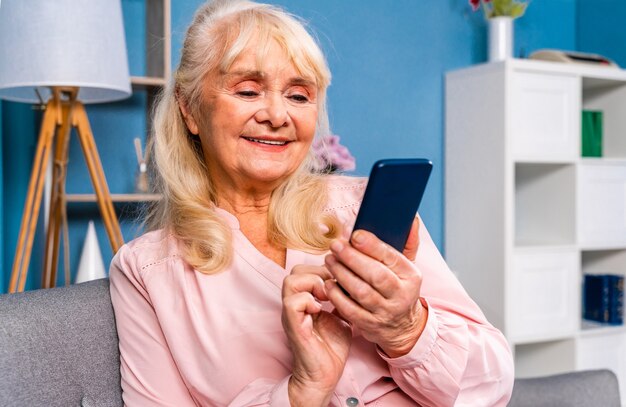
[582,110,603,157]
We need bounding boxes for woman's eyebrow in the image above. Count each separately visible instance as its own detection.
[222,70,316,87]
[222,70,264,81]
[289,77,317,88]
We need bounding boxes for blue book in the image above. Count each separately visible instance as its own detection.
[607,274,624,325]
[584,274,610,323]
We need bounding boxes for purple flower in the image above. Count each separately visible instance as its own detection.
[311,135,356,173]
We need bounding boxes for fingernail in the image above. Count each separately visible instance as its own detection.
[351,230,365,245]
[330,239,343,252]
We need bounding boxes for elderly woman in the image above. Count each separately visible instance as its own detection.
[109,0,514,406]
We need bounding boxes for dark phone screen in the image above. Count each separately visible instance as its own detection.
[352,159,432,251]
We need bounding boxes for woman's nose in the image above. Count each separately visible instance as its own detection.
[255,92,289,128]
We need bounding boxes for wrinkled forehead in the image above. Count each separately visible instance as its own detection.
[216,16,327,90]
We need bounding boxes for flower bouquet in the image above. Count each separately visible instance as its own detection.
[470,0,528,19]
[311,135,356,174]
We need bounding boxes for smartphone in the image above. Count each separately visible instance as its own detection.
[351,158,432,251]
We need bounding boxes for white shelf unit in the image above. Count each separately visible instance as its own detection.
[445,59,626,402]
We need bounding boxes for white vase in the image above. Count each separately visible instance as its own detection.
[488,16,513,62]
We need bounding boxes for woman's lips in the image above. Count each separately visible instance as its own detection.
[242,136,290,146]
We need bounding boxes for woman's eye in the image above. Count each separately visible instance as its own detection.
[288,94,309,103]
[237,90,259,97]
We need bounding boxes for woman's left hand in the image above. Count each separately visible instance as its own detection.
[324,218,427,358]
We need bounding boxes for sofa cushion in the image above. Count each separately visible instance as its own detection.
[0,278,122,407]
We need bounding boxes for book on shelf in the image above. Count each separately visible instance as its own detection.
[607,274,624,325]
[583,274,624,325]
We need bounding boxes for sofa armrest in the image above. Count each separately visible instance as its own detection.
[0,279,122,407]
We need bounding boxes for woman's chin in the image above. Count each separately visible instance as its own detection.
[240,159,299,179]
[247,166,300,185]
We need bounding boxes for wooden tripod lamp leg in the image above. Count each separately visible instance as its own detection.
[42,102,73,289]
[9,99,60,293]
[72,102,124,253]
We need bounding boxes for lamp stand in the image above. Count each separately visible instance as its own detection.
[9,87,124,293]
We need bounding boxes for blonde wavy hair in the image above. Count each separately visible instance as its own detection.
[146,0,339,273]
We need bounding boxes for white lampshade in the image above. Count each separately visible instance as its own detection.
[0,0,131,104]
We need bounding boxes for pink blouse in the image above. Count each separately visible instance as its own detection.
[109,176,514,406]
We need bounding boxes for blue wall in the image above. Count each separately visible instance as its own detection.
[578,0,626,67]
[515,0,577,57]
[0,0,587,291]
[1,102,40,291]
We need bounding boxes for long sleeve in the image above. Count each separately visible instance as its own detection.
[110,244,198,407]
[378,219,514,407]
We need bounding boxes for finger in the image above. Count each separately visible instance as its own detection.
[291,264,333,281]
[402,217,420,261]
[351,230,401,269]
[282,292,323,350]
[347,230,416,280]
[283,273,329,302]
[324,279,376,327]
[329,237,400,298]
[324,254,385,311]
[283,292,323,317]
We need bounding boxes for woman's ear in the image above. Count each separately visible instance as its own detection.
[176,91,200,135]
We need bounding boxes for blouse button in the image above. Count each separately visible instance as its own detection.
[346,397,359,406]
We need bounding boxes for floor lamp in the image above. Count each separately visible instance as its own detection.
[0,0,132,292]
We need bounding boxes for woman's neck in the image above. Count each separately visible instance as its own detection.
[216,192,271,218]
[216,189,287,269]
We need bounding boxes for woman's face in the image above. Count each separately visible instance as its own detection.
[186,37,319,194]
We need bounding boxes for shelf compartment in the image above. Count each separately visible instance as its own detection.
[578,162,626,248]
[581,249,626,275]
[583,82,626,158]
[509,247,579,342]
[580,249,626,332]
[515,163,576,246]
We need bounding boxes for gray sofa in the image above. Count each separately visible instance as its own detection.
[0,279,621,406]
[0,279,122,407]
[508,368,621,407]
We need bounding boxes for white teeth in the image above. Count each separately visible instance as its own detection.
[245,137,287,146]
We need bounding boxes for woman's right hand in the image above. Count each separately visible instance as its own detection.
[282,265,353,406]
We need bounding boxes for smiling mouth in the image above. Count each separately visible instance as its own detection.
[243,137,289,146]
